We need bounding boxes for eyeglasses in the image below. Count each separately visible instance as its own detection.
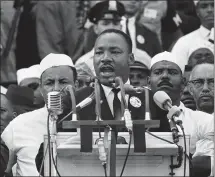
[189,78,214,89]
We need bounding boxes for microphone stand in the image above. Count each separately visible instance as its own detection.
[48,113,58,176]
[143,86,151,121]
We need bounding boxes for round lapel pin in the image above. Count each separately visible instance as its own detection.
[130,96,142,108]
[137,35,145,44]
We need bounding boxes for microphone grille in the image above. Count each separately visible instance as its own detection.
[153,91,172,110]
[47,91,63,115]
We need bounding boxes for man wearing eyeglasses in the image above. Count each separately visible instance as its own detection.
[188,62,214,114]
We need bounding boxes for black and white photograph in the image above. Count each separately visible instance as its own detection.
[0,0,214,176]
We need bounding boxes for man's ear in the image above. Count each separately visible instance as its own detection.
[181,77,186,92]
[75,80,79,90]
[13,112,17,118]
[188,84,194,96]
[128,53,135,65]
[147,76,151,88]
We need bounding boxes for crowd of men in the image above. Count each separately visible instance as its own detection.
[0,0,214,177]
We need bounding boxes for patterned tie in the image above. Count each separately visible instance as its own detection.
[112,88,122,120]
[126,18,131,38]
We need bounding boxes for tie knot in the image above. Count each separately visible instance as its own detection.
[112,88,120,95]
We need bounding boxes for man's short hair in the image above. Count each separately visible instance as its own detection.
[97,29,133,53]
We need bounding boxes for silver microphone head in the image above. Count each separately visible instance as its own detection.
[47,91,63,115]
[153,91,172,110]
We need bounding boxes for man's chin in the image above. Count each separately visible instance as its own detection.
[99,76,115,87]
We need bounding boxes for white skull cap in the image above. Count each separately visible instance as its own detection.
[150,51,184,74]
[39,53,75,78]
[17,64,41,85]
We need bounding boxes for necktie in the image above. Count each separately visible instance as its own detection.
[209,28,214,44]
[126,18,131,38]
[112,88,122,120]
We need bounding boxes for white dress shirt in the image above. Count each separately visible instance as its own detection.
[177,102,214,176]
[121,16,137,52]
[101,80,130,116]
[1,107,48,176]
[172,25,214,67]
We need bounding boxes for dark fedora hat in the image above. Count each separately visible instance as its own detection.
[6,85,36,114]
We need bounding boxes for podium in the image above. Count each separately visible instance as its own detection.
[44,132,190,176]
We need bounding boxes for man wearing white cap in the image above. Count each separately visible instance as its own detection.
[129,49,151,87]
[172,0,214,67]
[17,65,45,109]
[148,51,214,177]
[187,45,214,67]
[1,53,77,176]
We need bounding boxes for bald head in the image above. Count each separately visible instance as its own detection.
[189,63,214,81]
[189,63,214,113]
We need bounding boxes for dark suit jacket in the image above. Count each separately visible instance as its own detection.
[76,85,145,122]
[75,85,172,132]
[135,23,162,57]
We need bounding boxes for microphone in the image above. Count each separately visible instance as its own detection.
[76,92,95,112]
[153,91,182,124]
[97,138,107,165]
[47,91,63,115]
[114,77,133,132]
[109,78,145,94]
[153,91,181,143]
[124,84,145,94]
[66,85,77,121]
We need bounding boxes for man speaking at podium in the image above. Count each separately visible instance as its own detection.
[76,28,145,125]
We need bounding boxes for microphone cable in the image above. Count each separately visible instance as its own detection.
[47,113,62,177]
[38,144,48,177]
[146,128,191,177]
[181,126,187,177]
[47,113,52,177]
[119,130,132,177]
[94,79,108,177]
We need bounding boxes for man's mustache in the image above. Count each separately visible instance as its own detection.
[157,80,173,88]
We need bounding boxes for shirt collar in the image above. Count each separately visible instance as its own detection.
[102,79,130,97]
[128,16,136,24]
[199,25,211,38]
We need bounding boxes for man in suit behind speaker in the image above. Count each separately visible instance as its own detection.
[119,0,162,57]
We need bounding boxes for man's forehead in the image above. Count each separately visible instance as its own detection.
[41,66,73,79]
[0,94,10,107]
[151,61,181,71]
[191,64,214,79]
[95,34,125,48]
[20,78,40,86]
[96,33,124,42]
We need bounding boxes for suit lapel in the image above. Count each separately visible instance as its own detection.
[128,93,145,120]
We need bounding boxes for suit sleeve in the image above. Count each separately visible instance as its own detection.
[35,2,65,59]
